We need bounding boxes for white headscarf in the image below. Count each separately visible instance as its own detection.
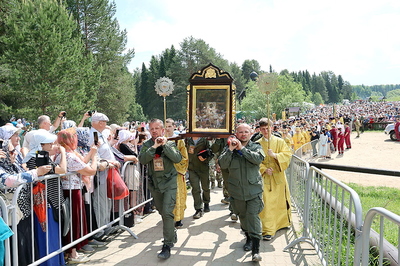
[117,130,132,145]
[22,129,57,163]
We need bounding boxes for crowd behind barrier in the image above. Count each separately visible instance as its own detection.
[2,143,399,265]
[286,155,400,266]
[0,161,150,266]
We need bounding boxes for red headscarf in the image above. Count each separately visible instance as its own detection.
[57,127,78,152]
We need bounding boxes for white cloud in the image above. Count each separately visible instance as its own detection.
[116,0,400,85]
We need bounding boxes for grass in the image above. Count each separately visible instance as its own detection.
[346,183,400,246]
[305,175,397,265]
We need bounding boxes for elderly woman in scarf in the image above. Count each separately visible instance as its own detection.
[113,129,141,224]
[21,129,67,266]
[0,139,53,265]
[0,125,23,165]
[0,139,51,189]
[75,127,108,247]
[55,128,98,262]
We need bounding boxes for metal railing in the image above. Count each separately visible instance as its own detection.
[361,207,400,266]
[0,196,11,266]
[294,139,319,161]
[3,161,151,265]
[285,155,400,266]
[285,156,363,265]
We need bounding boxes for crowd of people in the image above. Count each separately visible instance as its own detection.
[0,111,294,263]
[0,99,398,264]
[0,111,147,265]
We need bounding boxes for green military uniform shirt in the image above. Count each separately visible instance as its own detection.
[138,138,182,193]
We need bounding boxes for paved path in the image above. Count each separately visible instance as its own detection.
[85,187,322,265]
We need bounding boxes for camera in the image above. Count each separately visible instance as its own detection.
[62,111,66,117]
[87,110,96,117]
[35,150,55,174]
[36,150,50,166]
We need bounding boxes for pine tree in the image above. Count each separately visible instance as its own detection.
[65,0,135,123]
[1,0,99,121]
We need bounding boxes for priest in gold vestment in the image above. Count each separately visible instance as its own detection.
[292,127,305,152]
[165,118,189,228]
[257,118,292,240]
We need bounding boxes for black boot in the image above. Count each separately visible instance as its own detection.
[157,244,171,259]
[204,203,210,212]
[251,238,262,261]
[243,232,253,251]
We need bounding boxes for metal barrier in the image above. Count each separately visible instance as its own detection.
[285,160,364,266]
[361,207,400,266]
[286,155,309,225]
[0,196,11,266]
[4,161,151,266]
[294,139,318,161]
[4,155,400,265]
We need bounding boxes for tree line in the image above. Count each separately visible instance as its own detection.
[1,0,399,125]
[0,0,143,125]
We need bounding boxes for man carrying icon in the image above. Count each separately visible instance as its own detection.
[138,118,182,259]
[218,123,265,262]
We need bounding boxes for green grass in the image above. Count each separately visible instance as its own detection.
[347,183,400,246]
[307,176,397,265]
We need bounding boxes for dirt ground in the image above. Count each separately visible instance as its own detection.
[309,131,400,188]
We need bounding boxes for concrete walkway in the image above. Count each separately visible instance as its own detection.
[84,187,322,265]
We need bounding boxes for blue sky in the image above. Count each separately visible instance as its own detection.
[114,0,400,86]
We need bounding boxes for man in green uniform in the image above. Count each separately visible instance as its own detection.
[211,138,237,221]
[138,119,182,259]
[187,137,212,218]
[218,123,265,262]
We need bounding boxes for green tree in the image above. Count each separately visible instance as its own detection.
[321,71,339,103]
[269,74,305,118]
[241,73,305,120]
[241,59,261,82]
[126,69,146,121]
[338,75,344,96]
[312,92,324,105]
[65,0,136,124]
[178,36,228,76]
[138,37,231,120]
[312,74,328,102]
[342,81,353,100]
[136,63,151,118]
[386,89,400,100]
[1,0,99,121]
[229,62,246,104]
[240,81,266,120]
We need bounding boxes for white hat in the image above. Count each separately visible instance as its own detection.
[91,112,109,122]
[22,129,57,164]
[0,125,22,140]
[33,129,57,144]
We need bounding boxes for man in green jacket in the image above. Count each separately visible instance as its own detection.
[187,136,212,218]
[138,119,182,259]
[218,123,265,262]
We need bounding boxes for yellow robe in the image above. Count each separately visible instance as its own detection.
[283,135,294,153]
[172,139,189,221]
[257,136,292,236]
[292,132,305,152]
[302,130,311,153]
